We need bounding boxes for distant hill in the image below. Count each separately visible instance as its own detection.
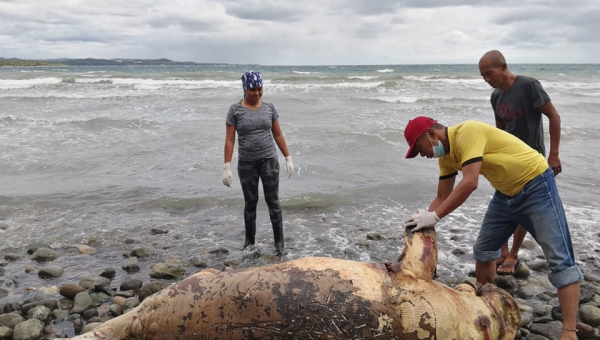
[0,58,220,67]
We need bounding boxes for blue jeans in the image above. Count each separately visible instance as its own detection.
[473,168,583,288]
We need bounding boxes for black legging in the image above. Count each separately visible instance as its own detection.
[237,157,283,234]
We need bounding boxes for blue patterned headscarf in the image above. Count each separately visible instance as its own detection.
[241,71,263,90]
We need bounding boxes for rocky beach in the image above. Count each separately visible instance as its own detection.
[1,225,600,339]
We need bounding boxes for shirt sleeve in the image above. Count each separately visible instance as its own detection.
[529,79,551,109]
[269,102,279,122]
[226,104,237,126]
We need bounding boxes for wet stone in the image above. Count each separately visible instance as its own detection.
[5,254,23,261]
[99,267,116,279]
[38,265,64,279]
[120,278,143,291]
[30,248,60,262]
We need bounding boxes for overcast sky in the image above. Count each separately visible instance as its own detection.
[1,0,599,65]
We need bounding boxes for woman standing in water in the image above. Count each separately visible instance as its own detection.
[222,71,294,256]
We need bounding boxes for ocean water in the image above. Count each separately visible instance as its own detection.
[0,64,599,292]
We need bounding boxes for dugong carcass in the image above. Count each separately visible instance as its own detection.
[72,229,520,339]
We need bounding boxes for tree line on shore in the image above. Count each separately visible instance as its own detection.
[0,57,218,67]
[0,59,64,66]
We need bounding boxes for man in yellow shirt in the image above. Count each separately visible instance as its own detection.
[403,116,581,340]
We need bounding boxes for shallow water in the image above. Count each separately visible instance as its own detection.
[0,64,599,300]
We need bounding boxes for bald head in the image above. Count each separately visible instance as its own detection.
[479,50,514,90]
[479,50,507,68]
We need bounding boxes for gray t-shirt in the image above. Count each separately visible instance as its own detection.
[491,75,551,156]
[226,101,279,161]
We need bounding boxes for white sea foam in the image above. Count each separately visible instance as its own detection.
[348,76,378,80]
[0,64,597,284]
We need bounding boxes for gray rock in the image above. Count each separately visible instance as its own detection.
[149,263,185,279]
[20,300,57,316]
[71,292,95,314]
[120,278,143,291]
[580,304,600,327]
[0,313,26,328]
[82,308,98,320]
[89,292,111,305]
[189,256,208,268]
[581,283,598,304]
[12,318,45,340]
[73,317,84,334]
[131,246,154,258]
[51,309,69,322]
[529,321,562,340]
[151,228,168,235]
[2,302,20,314]
[584,273,600,284]
[4,254,23,261]
[494,275,519,295]
[520,311,533,327]
[79,322,103,335]
[525,334,550,340]
[451,248,466,256]
[121,257,140,273]
[550,306,562,321]
[109,304,122,317]
[366,233,385,241]
[99,267,116,279]
[138,281,170,302]
[38,265,64,279]
[29,248,60,263]
[57,298,74,311]
[0,325,12,339]
[224,258,240,267]
[115,290,136,298]
[26,305,51,322]
[208,248,228,255]
[514,262,531,279]
[122,297,140,311]
[526,260,549,272]
[78,275,110,291]
[517,283,546,299]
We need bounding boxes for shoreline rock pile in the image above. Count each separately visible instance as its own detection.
[1,239,599,339]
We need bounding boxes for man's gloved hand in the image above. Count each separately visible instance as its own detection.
[222,162,232,187]
[403,209,440,231]
[285,156,294,178]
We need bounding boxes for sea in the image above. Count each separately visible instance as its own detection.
[0,63,599,297]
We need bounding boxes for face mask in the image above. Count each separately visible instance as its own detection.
[429,135,446,158]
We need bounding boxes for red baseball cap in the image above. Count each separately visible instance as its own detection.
[404,116,437,158]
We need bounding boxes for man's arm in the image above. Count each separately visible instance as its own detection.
[428,175,455,213]
[432,161,481,218]
[539,101,562,175]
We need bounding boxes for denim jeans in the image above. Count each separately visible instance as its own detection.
[473,168,583,288]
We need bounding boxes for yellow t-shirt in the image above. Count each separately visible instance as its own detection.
[438,120,548,196]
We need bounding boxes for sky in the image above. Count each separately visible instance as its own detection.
[1,0,599,65]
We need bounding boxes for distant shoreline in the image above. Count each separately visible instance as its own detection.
[0,58,221,67]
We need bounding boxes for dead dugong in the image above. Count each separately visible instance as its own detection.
[72,228,520,339]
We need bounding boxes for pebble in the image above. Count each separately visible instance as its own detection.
[1,238,600,340]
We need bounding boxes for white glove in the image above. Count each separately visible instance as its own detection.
[404,209,440,231]
[285,156,294,178]
[222,162,232,187]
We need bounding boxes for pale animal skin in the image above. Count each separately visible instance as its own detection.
[71,228,520,340]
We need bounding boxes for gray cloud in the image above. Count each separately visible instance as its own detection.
[0,0,599,64]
